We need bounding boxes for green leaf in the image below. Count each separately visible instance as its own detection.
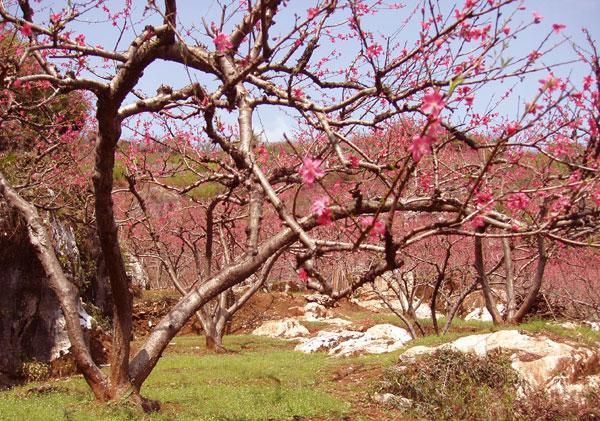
[447,75,465,97]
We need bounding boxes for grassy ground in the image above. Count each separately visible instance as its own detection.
[0,336,355,421]
[1,318,598,421]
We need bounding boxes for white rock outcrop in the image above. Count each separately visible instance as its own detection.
[303,302,333,321]
[296,323,412,356]
[398,330,600,399]
[252,318,309,339]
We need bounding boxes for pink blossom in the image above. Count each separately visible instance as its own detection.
[360,216,385,237]
[409,135,434,162]
[592,190,600,206]
[20,23,32,37]
[307,7,319,19]
[311,196,332,226]
[348,155,360,168]
[366,43,383,58]
[292,88,304,99]
[502,26,510,35]
[471,215,485,228]
[506,123,519,136]
[298,268,309,282]
[532,11,543,24]
[214,32,233,52]
[464,95,474,106]
[475,191,494,207]
[552,23,566,33]
[50,13,62,24]
[539,73,561,93]
[420,89,445,118]
[299,157,325,184]
[13,79,22,88]
[507,192,530,211]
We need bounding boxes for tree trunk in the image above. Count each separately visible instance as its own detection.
[511,235,547,324]
[474,235,503,324]
[502,238,516,321]
[93,103,133,396]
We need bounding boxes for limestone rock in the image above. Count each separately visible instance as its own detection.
[330,324,412,357]
[252,318,309,339]
[303,302,333,321]
[398,330,600,400]
[295,330,363,353]
[296,324,412,356]
[304,294,334,306]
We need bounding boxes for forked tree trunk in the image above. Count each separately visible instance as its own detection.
[510,235,548,324]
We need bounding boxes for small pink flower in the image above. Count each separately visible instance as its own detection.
[20,23,33,37]
[214,32,233,52]
[349,155,360,168]
[471,215,485,228]
[307,7,319,19]
[360,216,385,237]
[539,73,561,93]
[464,95,474,106]
[420,89,445,118]
[13,79,22,88]
[502,26,510,35]
[506,123,519,136]
[409,135,434,162]
[532,11,543,24]
[299,157,325,184]
[552,23,566,33]
[507,192,530,211]
[311,196,332,226]
[366,43,383,58]
[50,13,62,24]
[292,88,304,99]
[298,268,309,282]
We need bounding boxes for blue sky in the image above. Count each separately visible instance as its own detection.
[20,0,600,141]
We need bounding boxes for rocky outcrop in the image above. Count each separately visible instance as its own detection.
[125,252,149,291]
[0,205,103,384]
[251,318,309,338]
[398,330,600,399]
[303,302,333,321]
[296,323,412,356]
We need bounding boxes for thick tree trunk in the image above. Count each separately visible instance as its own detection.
[204,325,226,353]
[93,103,134,396]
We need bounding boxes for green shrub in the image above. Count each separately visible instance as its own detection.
[380,349,520,420]
[20,361,50,382]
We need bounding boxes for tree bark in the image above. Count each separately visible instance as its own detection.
[511,235,547,324]
[474,234,503,324]
[93,101,134,397]
[502,238,516,321]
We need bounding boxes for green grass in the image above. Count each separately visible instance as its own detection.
[0,335,350,421]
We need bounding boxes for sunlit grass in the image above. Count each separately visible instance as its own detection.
[0,335,350,421]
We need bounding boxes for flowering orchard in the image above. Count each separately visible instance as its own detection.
[1,0,599,411]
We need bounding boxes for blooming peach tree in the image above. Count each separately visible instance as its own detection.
[1,0,599,411]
